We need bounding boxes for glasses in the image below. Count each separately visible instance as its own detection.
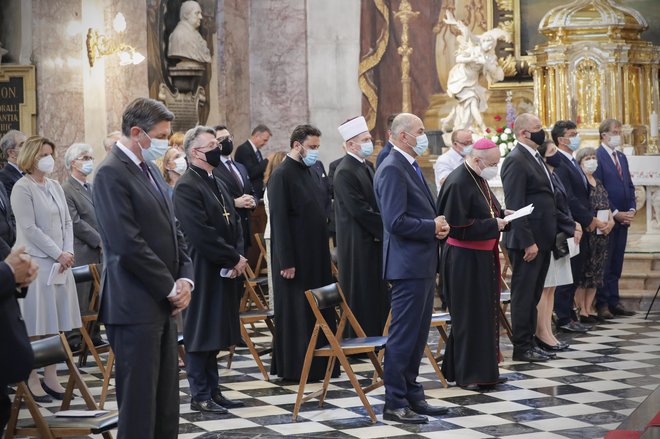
[216,135,233,142]
[77,156,94,161]
[196,140,219,150]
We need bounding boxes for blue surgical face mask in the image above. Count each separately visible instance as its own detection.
[568,136,581,151]
[406,132,429,156]
[301,146,319,167]
[140,130,170,162]
[79,160,94,175]
[459,144,473,157]
[359,141,374,158]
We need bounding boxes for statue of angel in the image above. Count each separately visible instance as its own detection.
[440,12,511,133]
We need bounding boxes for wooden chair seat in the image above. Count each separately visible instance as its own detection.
[316,336,387,353]
[240,308,275,319]
[15,412,118,432]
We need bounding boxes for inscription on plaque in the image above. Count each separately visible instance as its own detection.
[0,76,24,137]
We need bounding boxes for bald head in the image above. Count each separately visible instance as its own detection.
[514,113,543,148]
[390,113,424,155]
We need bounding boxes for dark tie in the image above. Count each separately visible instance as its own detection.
[0,193,5,212]
[83,183,90,192]
[612,152,623,178]
[226,160,244,189]
[139,161,159,191]
[255,149,263,162]
[572,158,588,189]
[412,161,425,183]
[535,152,554,192]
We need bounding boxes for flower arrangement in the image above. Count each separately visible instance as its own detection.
[486,114,515,157]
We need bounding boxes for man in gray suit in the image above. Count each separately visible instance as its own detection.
[63,143,102,346]
[93,98,193,439]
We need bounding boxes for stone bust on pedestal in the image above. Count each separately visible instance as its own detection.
[167,0,211,65]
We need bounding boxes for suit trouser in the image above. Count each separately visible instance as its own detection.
[185,350,220,402]
[596,223,627,309]
[0,386,10,434]
[106,317,179,439]
[508,249,551,352]
[384,277,435,409]
[554,246,585,326]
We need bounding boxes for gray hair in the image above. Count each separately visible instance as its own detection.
[103,131,121,152]
[390,113,419,137]
[575,146,597,164]
[599,118,622,140]
[0,130,27,155]
[184,125,216,161]
[121,98,174,137]
[64,143,93,171]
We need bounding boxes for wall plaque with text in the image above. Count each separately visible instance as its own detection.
[0,65,36,139]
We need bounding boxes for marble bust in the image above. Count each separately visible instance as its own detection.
[0,41,8,64]
[168,1,212,64]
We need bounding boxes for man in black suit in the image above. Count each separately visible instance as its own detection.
[0,184,15,258]
[550,120,598,332]
[234,124,272,198]
[501,113,557,363]
[0,130,27,196]
[375,113,399,168]
[1,246,38,432]
[93,98,194,439]
[213,125,257,253]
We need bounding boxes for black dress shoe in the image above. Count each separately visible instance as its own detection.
[190,399,228,414]
[533,346,556,358]
[410,400,448,416]
[579,315,599,324]
[41,381,65,400]
[212,392,244,408]
[29,386,53,403]
[610,304,635,317]
[534,336,569,351]
[512,349,549,362]
[559,321,589,333]
[383,406,428,424]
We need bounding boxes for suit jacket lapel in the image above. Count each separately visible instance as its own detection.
[515,143,553,193]
[68,176,93,204]
[393,150,435,209]
[216,162,241,194]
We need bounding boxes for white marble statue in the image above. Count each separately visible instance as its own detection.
[0,41,8,64]
[168,0,212,64]
[440,12,511,133]
[651,187,660,230]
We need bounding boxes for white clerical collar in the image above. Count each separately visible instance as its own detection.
[558,148,574,161]
[116,141,142,167]
[393,146,416,165]
[346,151,365,163]
[248,139,258,154]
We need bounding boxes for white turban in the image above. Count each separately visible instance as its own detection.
[338,116,369,141]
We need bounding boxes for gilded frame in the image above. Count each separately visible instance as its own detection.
[487,0,534,89]
[0,65,37,137]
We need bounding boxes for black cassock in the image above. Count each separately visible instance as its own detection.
[334,154,389,337]
[268,157,338,381]
[173,166,244,352]
[437,163,504,386]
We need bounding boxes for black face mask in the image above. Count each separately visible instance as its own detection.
[203,147,222,167]
[546,153,562,168]
[219,138,234,156]
[529,129,546,146]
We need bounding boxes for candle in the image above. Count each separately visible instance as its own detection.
[651,111,659,137]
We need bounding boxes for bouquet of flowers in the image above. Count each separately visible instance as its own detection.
[486,114,515,157]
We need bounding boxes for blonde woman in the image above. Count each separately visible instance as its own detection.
[263,151,286,309]
[160,147,187,198]
[11,136,80,402]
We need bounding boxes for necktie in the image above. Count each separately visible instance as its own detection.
[255,149,263,162]
[226,160,243,189]
[0,193,5,212]
[572,158,588,189]
[83,183,90,192]
[612,152,623,178]
[412,161,425,183]
[535,152,554,192]
[139,161,159,191]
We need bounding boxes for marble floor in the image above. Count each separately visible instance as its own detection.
[10,312,660,438]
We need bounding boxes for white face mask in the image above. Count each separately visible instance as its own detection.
[583,158,598,174]
[608,135,621,148]
[480,165,498,180]
[173,156,188,174]
[37,155,55,174]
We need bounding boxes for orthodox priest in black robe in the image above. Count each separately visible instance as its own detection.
[334,116,389,337]
[268,124,339,382]
[437,138,509,389]
[173,127,246,411]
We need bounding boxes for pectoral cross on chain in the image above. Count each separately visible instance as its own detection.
[222,207,231,225]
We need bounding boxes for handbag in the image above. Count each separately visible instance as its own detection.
[552,232,569,260]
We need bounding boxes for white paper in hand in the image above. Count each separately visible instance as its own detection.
[220,268,234,278]
[503,204,534,222]
[596,209,609,235]
[47,263,67,286]
[567,237,580,258]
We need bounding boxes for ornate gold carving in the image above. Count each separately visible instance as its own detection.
[495,0,513,12]
[498,54,517,77]
[576,59,602,128]
[498,20,513,36]
[395,0,419,113]
[358,0,390,130]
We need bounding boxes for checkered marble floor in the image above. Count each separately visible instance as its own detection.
[11,312,660,438]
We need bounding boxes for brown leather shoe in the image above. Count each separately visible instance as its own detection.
[597,306,614,319]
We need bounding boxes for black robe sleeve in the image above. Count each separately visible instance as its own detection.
[267,168,295,269]
[333,167,383,240]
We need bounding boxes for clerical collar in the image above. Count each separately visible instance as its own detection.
[392,146,416,165]
[558,148,573,161]
[190,164,213,178]
[464,159,482,179]
[347,151,365,163]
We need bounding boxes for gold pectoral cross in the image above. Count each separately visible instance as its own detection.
[222,207,231,225]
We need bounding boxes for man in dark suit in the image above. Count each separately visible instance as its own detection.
[0,130,27,196]
[93,98,194,439]
[0,246,38,432]
[0,184,16,258]
[234,124,272,198]
[550,120,597,332]
[593,118,636,318]
[374,113,450,424]
[501,113,557,363]
[375,113,399,168]
[62,143,103,346]
[213,125,257,253]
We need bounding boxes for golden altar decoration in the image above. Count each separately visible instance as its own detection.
[530,0,660,152]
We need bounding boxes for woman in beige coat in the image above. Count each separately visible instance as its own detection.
[11,136,80,402]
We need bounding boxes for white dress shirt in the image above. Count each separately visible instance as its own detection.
[433,148,464,194]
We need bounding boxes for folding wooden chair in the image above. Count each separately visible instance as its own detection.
[4,334,118,439]
[498,242,514,341]
[253,233,269,277]
[293,283,387,423]
[225,266,275,380]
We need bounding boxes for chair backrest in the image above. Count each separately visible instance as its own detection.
[308,283,343,310]
[31,335,68,369]
[305,283,368,339]
[71,265,93,283]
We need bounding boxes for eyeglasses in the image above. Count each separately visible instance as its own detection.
[77,156,94,161]
[216,135,233,142]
